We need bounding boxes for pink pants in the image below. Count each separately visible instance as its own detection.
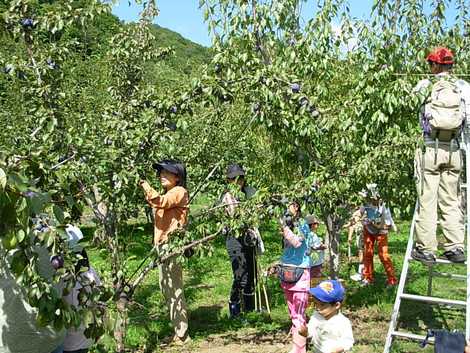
[283,289,310,330]
[281,268,310,353]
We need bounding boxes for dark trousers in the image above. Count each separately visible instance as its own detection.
[226,235,256,307]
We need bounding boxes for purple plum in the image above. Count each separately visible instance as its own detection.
[23,190,38,198]
[51,255,64,270]
[21,18,34,28]
[291,83,301,93]
[46,58,57,70]
[167,122,177,131]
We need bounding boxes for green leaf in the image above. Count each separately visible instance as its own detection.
[0,168,6,191]
[53,205,65,224]
[16,229,26,243]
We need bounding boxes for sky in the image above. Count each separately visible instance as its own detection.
[112,1,459,47]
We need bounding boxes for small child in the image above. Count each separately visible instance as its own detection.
[301,215,326,286]
[299,280,354,353]
[63,225,101,353]
[344,207,365,282]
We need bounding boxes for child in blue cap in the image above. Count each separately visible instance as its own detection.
[299,280,354,353]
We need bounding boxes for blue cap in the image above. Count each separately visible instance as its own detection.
[309,280,345,303]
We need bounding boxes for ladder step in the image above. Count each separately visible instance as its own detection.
[400,293,466,307]
[434,258,467,265]
[392,330,434,343]
[432,271,467,281]
[407,257,467,265]
[461,183,467,188]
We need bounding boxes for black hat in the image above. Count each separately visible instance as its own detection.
[226,164,245,179]
[153,159,187,188]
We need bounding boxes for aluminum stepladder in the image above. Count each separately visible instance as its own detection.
[383,128,470,352]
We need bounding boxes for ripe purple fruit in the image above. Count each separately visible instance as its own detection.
[23,190,38,198]
[3,64,13,74]
[50,255,64,270]
[252,103,261,113]
[310,106,320,118]
[290,83,301,93]
[170,106,178,114]
[46,58,57,70]
[21,18,34,28]
[167,122,177,131]
[16,71,26,80]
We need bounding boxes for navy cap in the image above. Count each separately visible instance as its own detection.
[309,280,345,303]
[152,159,187,188]
[226,164,245,179]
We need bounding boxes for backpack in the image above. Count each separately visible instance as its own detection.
[421,329,465,353]
[425,78,463,142]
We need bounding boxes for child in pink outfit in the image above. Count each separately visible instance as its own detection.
[279,208,321,353]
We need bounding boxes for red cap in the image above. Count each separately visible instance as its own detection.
[426,47,454,65]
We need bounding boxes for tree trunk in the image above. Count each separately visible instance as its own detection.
[325,214,341,278]
[114,293,129,353]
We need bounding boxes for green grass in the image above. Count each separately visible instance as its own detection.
[82,219,466,352]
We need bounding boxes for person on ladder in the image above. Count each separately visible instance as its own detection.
[412,47,470,265]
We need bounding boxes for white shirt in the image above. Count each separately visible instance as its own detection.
[63,267,101,351]
[307,312,354,353]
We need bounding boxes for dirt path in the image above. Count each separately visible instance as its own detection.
[160,329,289,353]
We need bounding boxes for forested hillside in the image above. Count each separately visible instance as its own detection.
[1,1,469,352]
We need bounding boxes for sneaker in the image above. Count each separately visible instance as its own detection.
[411,248,436,265]
[360,279,371,287]
[172,335,191,346]
[350,272,363,282]
[443,247,466,263]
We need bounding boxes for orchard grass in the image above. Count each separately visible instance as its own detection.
[83,219,466,353]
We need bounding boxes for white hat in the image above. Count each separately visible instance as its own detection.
[65,224,83,251]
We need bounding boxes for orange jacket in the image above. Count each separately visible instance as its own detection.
[141,182,189,245]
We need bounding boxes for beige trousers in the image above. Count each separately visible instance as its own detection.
[157,245,188,338]
[414,146,464,252]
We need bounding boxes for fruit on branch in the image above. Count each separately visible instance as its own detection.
[3,64,14,74]
[50,255,64,270]
[290,83,301,93]
[310,105,320,118]
[252,103,261,113]
[46,58,58,70]
[20,18,35,29]
[170,106,178,114]
[23,190,38,198]
[166,122,177,131]
[299,96,309,106]
[288,38,296,46]
[16,71,26,80]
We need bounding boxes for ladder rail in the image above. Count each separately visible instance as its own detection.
[383,201,419,353]
[465,139,470,341]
